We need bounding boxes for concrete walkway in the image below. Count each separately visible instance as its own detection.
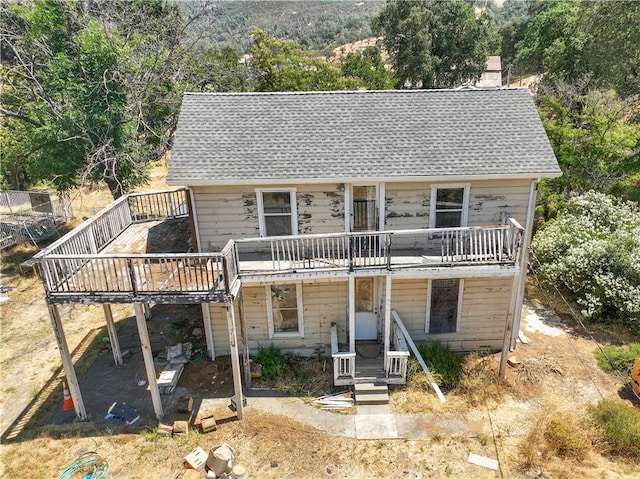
[243,396,475,440]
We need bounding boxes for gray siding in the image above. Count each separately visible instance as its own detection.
[210,276,513,356]
[194,179,531,251]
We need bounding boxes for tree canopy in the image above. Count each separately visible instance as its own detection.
[532,192,640,332]
[372,0,494,88]
[249,28,355,92]
[536,78,640,207]
[1,0,243,198]
[516,0,640,97]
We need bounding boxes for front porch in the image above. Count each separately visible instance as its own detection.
[331,314,410,387]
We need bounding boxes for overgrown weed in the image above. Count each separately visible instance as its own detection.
[457,353,506,407]
[589,399,640,459]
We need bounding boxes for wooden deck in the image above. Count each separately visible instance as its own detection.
[38,221,225,303]
[34,189,524,304]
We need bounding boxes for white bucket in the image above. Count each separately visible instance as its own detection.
[231,464,246,479]
[206,443,235,477]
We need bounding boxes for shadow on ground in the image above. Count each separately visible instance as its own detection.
[2,304,237,442]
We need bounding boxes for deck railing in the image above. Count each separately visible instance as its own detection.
[33,189,222,301]
[233,223,523,275]
[33,187,523,302]
[386,322,410,379]
[38,253,225,299]
[128,189,189,222]
[331,324,356,385]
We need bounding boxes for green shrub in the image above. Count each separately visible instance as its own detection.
[589,399,640,458]
[532,192,640,332]
[415,341,462,388]
[594,343,640,374]
[253,344,288,380]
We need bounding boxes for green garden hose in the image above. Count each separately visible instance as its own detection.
[58,452,111,479]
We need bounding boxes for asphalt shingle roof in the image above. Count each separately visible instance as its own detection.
[167,89,561,185]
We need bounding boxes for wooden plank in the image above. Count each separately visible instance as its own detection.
[468,453,499,471]
[391,309,446,403]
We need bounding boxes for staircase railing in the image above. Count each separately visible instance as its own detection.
[330,324,355,385]
[386,322,410,380]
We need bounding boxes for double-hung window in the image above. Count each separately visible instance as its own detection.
[257,189,297,237]
[267,283,304,338]
[426,278,463,334]
[429,185,470,228]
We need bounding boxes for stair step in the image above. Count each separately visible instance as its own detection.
[356,392,389,405]
[354,382,389,406]
[355,382,388,393]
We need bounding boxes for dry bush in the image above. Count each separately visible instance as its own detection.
[518,406,593,476]
[519,413,547,471]
[390,360,447,413]
[544,414,592,460]
[515,356,564,384]
[457,353,507,408]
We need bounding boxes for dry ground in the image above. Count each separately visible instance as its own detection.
[1,163,639,478]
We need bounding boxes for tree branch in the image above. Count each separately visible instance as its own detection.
[0,107,42,127]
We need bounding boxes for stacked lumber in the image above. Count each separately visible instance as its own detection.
[158,363,184,394]
[313,391,353,410]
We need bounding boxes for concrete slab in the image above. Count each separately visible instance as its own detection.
[357,404,390,415]
[247,396,357,438]
[354,414,398,439]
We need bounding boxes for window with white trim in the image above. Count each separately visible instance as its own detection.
[257,189,297,236]
[429,185,470,228]
[267,283,304,337]
[426,279,463,334]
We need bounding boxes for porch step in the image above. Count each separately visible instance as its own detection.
[355,382,389,406]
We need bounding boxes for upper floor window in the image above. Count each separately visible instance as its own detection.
[426,278,463,334]
[257,189,298,237]
[429,185,470,228]
[267,283,304,338]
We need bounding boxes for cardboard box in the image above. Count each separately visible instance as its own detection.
[184,446,207,470]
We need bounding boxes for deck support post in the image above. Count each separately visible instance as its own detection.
[143,302,152,320]
[103,304,122,366]
[500,273,522,378]
[510,180,538,349]
[225,301,244,419]
[383,275,392,370]
[47,303,86,420]
[348,275,355,353]
[237,289,252,388]
[201,304,215,360]
[134,303,163,420]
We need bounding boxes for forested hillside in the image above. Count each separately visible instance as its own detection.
[184,0,384,53]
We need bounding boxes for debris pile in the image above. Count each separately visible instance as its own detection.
[156,342,200,394]
[104,401,140,425]
[183,443,246,478]
[313,391,353,410]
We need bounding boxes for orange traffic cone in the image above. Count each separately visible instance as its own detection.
[62,381,74,412]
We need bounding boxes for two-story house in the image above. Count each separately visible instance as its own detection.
[33,89,560,421]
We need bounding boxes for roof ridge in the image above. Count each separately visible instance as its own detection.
[182,88,530,97]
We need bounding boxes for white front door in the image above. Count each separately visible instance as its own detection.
[354,277,378,340]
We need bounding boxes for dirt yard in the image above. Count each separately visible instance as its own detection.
[1,163,638,478]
